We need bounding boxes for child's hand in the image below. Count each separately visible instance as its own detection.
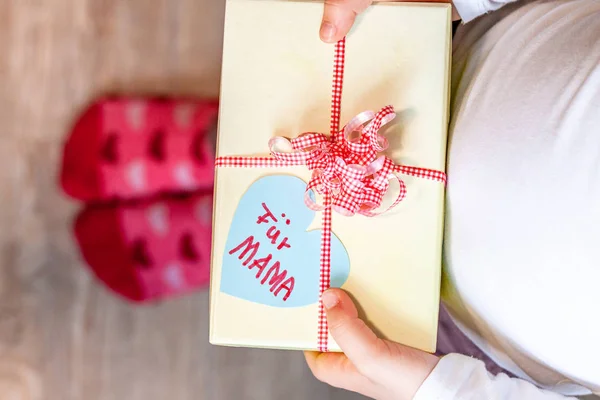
[320,0,459,43]
[320,0,372,43]
[305,289,439,400]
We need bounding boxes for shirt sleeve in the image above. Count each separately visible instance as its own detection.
[413,354,581,400]
[453,0,520,22]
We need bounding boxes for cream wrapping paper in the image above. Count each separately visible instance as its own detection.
[210,0,452,353]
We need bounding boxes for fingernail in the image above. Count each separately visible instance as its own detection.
[321,291,339,310]
[320,21,336,42]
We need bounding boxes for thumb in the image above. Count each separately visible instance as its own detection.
[322,288,440,396]
[320,0,372,43]
[321,288,384,375]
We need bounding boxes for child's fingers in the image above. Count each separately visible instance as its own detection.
[320,0,372,43]
[304,351,383,398]
[321,289,388,377]
[321,289,440,397]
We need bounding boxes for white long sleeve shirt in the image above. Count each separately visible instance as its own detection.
[414,1,600,399]
[453,0,520,22]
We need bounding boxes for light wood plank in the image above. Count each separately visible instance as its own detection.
[0,1,364,398]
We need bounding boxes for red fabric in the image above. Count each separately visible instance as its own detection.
[61,97,218,202]
[61,96,218,303]
[75,193,213,302]
[75,204,144,301]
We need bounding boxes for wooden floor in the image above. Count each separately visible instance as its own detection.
[0,1,363,399]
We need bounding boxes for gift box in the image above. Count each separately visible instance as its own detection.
[209,0,452,353]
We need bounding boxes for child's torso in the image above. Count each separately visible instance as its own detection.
[444,0,600,395]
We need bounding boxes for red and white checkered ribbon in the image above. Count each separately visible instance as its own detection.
[216,38,446,352]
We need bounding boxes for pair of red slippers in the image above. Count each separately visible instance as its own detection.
[60,97,219,303]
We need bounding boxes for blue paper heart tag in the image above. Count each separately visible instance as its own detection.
[220,175,351,308]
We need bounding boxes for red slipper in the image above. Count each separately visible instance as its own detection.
[74,192,213,302]
[61,97,218,202]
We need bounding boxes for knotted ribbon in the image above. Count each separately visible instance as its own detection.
[215,38,446,352]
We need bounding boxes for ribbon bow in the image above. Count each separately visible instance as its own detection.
[268,105,444,217]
